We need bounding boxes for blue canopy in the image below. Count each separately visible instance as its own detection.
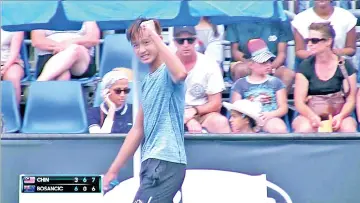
[62,0,200,30]
[189,1,287,24]
[1,0,287,31]
[1,0,82,31]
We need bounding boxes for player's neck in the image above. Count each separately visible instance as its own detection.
[149,55,164,73]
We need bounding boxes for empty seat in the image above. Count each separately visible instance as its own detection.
[93,82,134,107]
[99,34,133,77]
[21,81,88,133]
[1,81,21,133]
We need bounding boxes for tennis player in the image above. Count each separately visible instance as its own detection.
[103,18,188,203]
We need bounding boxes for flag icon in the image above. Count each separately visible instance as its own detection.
[23,185,36,193]
[23,177,35,184]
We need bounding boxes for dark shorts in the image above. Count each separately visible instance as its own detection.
[133,158,186,203]
[36,54,96,79]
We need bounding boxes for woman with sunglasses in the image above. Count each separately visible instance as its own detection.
[292,0,357,61]
[292,22,357,133]
[87,68,133,134]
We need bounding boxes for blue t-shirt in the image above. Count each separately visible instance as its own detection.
[141,63,186,164]
[232,76,285,112]
[87,104,133,133]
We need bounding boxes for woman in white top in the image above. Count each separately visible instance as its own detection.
[1,28,25,105]
[169,17,225,66]
[31,22,100,81]
[292,0,357,60]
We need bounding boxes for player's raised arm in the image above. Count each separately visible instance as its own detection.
[103,106,144,190]
[141,21,187,83]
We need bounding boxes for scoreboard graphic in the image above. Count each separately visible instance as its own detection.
[19,175,103,203]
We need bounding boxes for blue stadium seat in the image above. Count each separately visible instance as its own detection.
[1,81,21,133]
[99,34,133,77]
[93,82,134,107]
[21,81,88,133]
[20,42,32,83]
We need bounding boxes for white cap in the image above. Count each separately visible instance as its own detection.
[101,68,133,93]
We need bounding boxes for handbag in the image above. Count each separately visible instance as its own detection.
[306,57,351,120]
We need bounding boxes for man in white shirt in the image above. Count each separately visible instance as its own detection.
[173,26,231,133]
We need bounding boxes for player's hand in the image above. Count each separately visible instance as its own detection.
[103,171,117,191]
[140,21,158,39]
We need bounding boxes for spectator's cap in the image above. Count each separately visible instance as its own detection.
[248,38,275,63]
[101,68,133,93]
[173,26,196,37]
[222,100,262,122]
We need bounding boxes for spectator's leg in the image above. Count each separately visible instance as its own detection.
[3,64,24,105]
[56,71,71,81]
[337,116,357,133]
[37,44,90,81]
[200,112,231,133]
[292,115,316,133]
[230,61,250,81]
[68,45,91,76]
[262,117,288,133]
[273,66,295,93]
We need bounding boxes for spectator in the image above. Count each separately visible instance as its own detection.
[173,26,231,133]
[87,68,133,134]
[1,28,24,105]
[226,20,295,91]
[292,22,357,133]
[231,39,288,133]
[222,100,262,133]
[297,0,351,13]
[31,22,100,81]
[168,17,225,66]
[292,0,357,60]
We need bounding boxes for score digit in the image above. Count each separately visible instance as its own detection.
[83,186,87,191]
[92,186,96,192]
[92,177,95,183]
[83,177,87,183]
[74,177,78,183]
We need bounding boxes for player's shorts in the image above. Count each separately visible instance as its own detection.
[133,158,186,203]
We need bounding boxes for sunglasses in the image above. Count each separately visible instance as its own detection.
[113,88,131,95]
[305,38,327,44]
[174,37,196,45]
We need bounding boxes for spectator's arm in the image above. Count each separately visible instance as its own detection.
[267,88,288,118]
[338,74,357,118]
[333,27,356,57]
[294,73,317,118]
[88,110,115,134]
[107,106,144,174]
[31,30,62,52]
[66,22,100,48]
[4,32,24,66]
[231,91,242,103]
[272,42,287,69]
[195,93,222,116]
[293,28,312,59]
[231,43,246,62]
